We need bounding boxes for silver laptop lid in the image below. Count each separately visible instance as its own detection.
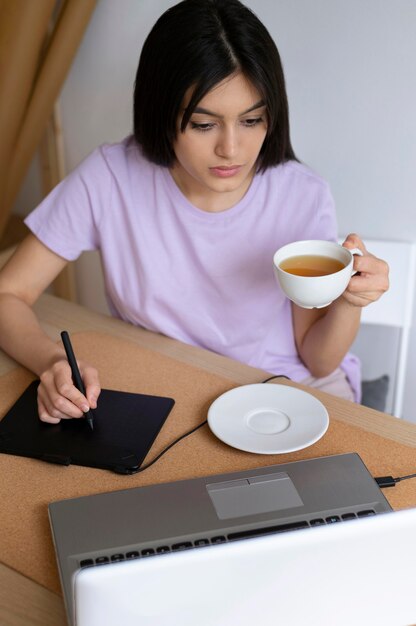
[48,453,391,625]
[72,506,416,626]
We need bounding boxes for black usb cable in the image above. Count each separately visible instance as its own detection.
[375,472,416,488]
[137,374,289,472]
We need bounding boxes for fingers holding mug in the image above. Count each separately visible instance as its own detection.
[341,233,389,307]
[341,233,364,276]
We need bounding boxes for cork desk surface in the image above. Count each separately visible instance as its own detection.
[1,293,416,626]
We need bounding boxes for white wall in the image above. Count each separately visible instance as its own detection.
[16,0,416,420]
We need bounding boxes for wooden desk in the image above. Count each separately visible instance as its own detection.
[1,293,416,626]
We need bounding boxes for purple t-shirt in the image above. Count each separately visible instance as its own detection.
[25,136,361,399]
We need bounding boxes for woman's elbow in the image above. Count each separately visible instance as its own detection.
[302,357,341,379]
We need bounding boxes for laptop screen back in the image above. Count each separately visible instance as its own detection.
[74,507,416,626]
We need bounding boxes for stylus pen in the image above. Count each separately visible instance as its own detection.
[60,331,94,430]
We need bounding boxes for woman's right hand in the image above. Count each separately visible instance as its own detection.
[37,358,101,424]
[0,235,101,423]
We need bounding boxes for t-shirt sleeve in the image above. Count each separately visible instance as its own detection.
[307,180,338,242]
[24,147,110,261]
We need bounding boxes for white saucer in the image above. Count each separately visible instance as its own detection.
[207,384,329,454]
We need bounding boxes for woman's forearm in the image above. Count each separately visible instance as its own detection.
[0,293,66,376]
[295,234,389,379]
[297,297,361,378]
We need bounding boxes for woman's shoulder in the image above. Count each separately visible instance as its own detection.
[271,159,331,192]
[66,136,157,185]
[94,135,155,174]
[257,159,335,223]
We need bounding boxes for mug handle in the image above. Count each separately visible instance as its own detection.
[347,247,363,276]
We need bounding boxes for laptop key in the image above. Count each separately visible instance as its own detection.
[194,539,210,546]
[156,546,171,553]
[341,513,357,521]
[95,556,110,564]
[325,516,341,523]
[172,542,193,551]
[357,509,376,517]
[211,536,226,544]
[110,554,125,561]
[141,548,155,556]
[125,551,140,559]
[310,518,325,526]
[80,559,94,568]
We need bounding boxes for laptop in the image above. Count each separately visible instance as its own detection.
[48,453,415,626]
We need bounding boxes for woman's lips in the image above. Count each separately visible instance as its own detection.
[209,165,243,178]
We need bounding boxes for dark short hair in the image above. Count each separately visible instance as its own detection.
[133,0,297,170]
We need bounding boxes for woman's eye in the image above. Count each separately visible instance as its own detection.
[190,122,215,132]
[189,117,264,131]
[242,117,263,127]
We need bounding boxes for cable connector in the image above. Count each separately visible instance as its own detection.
[375,475,397,488]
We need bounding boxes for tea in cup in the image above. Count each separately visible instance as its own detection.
[273,240,363,308]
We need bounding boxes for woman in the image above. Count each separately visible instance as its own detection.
[0,0,388,423]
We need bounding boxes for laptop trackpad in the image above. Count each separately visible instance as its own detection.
[207,472,303,520]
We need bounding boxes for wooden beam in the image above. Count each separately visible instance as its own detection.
[1,0,98,236]
[39,103,77,302]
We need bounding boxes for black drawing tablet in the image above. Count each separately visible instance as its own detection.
[0,380,175,474]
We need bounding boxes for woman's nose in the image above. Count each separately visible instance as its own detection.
[215,127,238,159]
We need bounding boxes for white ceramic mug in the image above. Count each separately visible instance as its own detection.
[273,240,363,309]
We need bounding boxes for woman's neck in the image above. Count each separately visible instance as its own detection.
[169,164,256,213]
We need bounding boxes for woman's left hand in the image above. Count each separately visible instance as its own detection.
[341,233,389,308]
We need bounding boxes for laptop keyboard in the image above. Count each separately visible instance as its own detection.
[79,508,376,568]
